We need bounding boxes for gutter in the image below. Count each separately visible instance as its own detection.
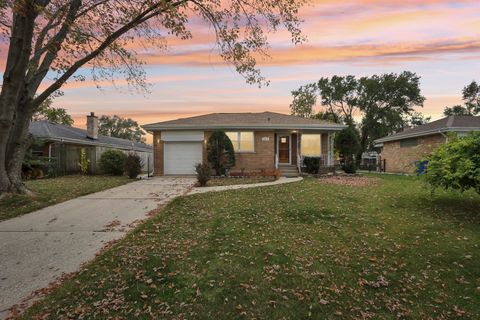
[37,136,153,153]
[142,124,347,131]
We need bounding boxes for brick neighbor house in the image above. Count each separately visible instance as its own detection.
[142,112,346,177]
[374,116,480,174]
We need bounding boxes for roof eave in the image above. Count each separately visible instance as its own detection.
[142,124,347,131]
[374,127,480,143]
[36,136,152,152]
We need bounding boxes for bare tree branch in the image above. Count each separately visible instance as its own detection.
[34,0,189,105]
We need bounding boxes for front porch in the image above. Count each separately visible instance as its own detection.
[274,130,335,176]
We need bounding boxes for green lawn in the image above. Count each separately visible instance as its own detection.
[0,175,131,222]
[23,175,480,319]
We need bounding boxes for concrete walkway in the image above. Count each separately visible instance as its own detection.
[0,177,195,318]
[188,176,303,195]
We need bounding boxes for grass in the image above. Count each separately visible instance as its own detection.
[0,175,131,222]
[207,176,276,187]
[22,174,480,319]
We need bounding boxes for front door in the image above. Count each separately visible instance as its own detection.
[279,135,290,164]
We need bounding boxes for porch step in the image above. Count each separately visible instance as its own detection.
[278,165,299,177]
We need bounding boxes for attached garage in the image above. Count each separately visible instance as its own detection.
[164,142,202,175]
[161,131,204,175]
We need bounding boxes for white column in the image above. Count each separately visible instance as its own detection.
[327,133,330,166]
[328,132,335,166]
[297,131,300,163]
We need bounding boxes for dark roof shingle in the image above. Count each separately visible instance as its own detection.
[375,116,480,143]
[29,121,152,152]
[143,112,345,130]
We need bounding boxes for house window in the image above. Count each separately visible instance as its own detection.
[226,131,254,152]
[301,134,321,156]
[400,138,418,148]
[31,144,44,157]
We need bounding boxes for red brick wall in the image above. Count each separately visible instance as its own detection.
[380,133,446,173]
[204,130,275,174]
[153,131,164,176]
[154,130,277,176]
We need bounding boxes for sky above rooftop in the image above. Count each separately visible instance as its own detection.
[6,0,480,143]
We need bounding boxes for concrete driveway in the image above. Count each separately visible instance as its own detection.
[0,177,195,318]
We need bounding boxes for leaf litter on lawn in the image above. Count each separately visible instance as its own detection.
[20,177,480,319]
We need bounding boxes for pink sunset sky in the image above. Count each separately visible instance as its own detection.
[9,0,480,143]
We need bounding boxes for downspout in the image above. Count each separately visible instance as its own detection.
[439,131,448,142]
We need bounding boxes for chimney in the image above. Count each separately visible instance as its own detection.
[86,112,98,140]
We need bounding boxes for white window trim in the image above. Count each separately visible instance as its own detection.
[300,133,322,157]
[227,131,255,153]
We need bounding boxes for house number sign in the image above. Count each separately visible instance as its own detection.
[262,137,270,142]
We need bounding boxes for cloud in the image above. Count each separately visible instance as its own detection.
[37,73,226,91]
[2,0,479,129]
[135,38,480,67]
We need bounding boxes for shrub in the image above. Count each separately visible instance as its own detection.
[424,132,480,194]
[99,150,126,175]
[22,155,57,179]
[78,148,90,175]
[195,163,211,187]
[342,161,357,174]
[303,156,321,174]
[125,153,143,179]
[207,130,235,176]
[335,126,360,174]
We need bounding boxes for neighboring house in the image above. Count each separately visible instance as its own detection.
[374,116,480,174]
[142,112,346,177]
[29,112,153,175]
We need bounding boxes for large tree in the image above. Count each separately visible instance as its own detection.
[357,72,426,152]
[32,97,74,126]
[289,84,318,119]
[289,75,358,124]
[290,72,426,154]
[316,75,358,126]
[403,111,430,128]
[443,81,480,116]
[0,0,306,194]
[444,105,470,116]
[462,81,480,115]
[99,115,146,143]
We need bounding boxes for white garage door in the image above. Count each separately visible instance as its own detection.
[164,142,203,175]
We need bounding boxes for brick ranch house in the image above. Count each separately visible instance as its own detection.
[374,115,480,174]
[143,112,346,177]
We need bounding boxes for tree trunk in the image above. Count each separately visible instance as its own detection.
[0,120,13,194]
[0,3,38,195]
[6,98,36,194]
